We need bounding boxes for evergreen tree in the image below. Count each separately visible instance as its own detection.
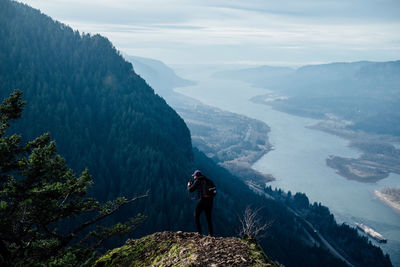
[0,1,393,265]
[0,90,147,266]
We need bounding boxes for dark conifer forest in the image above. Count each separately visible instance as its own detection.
[0,0,194,235]
[0,0,393,266]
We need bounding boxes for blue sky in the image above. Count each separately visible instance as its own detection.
[20,0,400,66]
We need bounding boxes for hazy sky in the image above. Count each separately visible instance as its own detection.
[19,0,400,66]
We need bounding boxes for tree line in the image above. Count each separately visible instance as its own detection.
[0,0,393,266]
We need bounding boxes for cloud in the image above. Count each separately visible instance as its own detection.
[18,0,400,65]
[206,0,400,22]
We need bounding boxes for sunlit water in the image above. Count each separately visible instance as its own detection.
[173,66,400,265]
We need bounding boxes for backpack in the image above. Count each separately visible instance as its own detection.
[200,177,217,198]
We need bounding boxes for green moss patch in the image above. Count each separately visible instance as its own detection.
[94,232,278,267]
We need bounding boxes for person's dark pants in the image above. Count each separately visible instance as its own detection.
[195,197,213,236]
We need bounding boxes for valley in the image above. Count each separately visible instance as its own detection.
[173,65,400,265]
[172,95,275,184]
[1,0,398,266]
[127,57,275,184]
[252,93,400,184]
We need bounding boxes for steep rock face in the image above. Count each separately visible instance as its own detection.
[93,231,279,267]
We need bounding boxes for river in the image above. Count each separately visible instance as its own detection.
[173,65,400,265]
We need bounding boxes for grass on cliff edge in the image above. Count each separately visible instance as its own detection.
[93,232,278,267]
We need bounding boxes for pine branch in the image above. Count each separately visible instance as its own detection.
[57,191,149,249]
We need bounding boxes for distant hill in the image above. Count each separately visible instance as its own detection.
[214,61,400,136]
[125,55,195,97]
[213,65,294,87]
[0,0,393,266]
[128,56,274,184]
[126,53,393,266]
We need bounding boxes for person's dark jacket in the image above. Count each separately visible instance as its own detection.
[188,175,208,199]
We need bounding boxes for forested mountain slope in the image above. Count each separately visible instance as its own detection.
[0,0,194,235]
[0,1,393,266]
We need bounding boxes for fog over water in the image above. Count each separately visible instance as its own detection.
[174,65,400,265]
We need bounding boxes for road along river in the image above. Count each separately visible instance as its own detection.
[174,66,400,265]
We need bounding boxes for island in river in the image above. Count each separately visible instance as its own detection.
[216,61,400,185]
[310,119,400,183]
[252,93,400,184]
[375,187,400,214]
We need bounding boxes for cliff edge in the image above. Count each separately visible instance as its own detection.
[93,231,279,266]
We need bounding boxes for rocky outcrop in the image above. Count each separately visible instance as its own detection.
[93,231,279,266]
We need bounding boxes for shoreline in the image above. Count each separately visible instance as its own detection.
[169,92,275,184]
[326,156,389,183]
[250,93,400,184]
[374,189,400,214]
[173,77,400,267]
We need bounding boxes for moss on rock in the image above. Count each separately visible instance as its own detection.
[93,231,279,267]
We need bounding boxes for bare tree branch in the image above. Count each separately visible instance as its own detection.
[60,192,70,207]
[238,206,273,240]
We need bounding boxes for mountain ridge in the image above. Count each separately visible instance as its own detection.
[125,54,275,184]
[0,1,393,266]
[213,60,400,136]
[125,55,195,97]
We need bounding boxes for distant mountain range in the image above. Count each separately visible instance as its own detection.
[125,55,274,184]
[125,55,195,97]
[125,55,395,265]
[0,0,393,266]
[214,61,400,136]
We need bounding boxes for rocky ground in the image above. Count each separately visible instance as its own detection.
[93,231,279,267]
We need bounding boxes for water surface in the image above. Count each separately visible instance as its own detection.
[174,66,400,264]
